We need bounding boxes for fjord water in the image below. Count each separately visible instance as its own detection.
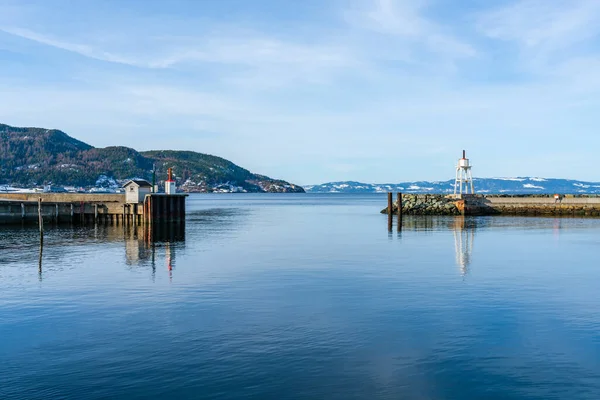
[1,194,599,400]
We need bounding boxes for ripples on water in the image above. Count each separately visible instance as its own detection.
[1,194,599,399]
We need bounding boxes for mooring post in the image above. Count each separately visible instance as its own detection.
[38,235,43,281]
[55,203,59,224]
[142,197,146,225]
[94,204,98,224]
[38,198,44,241]
[148,196,152,226]
[387,192,393,231]
[397,192,402,232]
[133,205,136,225]
[146,196,150,224]
[21,202,25,220]
[397,193,402,217]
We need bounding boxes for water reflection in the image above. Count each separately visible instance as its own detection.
[123,223,185,283]
[38,238,43,281]
[394,216,477,276]
[30,206,250,281]
[33,222,185,281]
[452,217,475,277]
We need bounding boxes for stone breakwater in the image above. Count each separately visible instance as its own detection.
[381,194,460,215]
[382,194,600,217]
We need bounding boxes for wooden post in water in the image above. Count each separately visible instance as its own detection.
[38,235,43,281]
[387,192,393,232]
[148,196,153,226]
[397,192,402,232]
[146,196,150,224]
[142,197,147,225]
[38,198,44,242]
[21,202,25,220]
[94,204,98,225]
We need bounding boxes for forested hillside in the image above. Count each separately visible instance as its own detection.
[0,123,304,193]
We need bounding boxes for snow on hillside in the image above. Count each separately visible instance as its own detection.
[305,178,600,194]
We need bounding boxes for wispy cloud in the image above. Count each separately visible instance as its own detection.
[0,24,356,89]
[2,0,600,183]
[0,27,143,66]
[352,0,426,36]
[345,0,477,60]
[477,0,600,50]
[475,0,600,91]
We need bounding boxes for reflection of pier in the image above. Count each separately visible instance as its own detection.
[124,222,185,281]
[35,221,185,281]
[124,222,185,264]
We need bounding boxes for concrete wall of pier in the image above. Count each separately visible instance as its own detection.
[382,194,600,217]
[0,193,187,225]
[472,196,600,216]
[0,193,124,203]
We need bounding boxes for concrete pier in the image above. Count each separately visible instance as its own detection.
[463,195,600,216]
[0,193,187,225]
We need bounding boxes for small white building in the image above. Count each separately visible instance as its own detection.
[123,179,152,204]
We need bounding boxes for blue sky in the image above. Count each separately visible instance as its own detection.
[1,0,600,185]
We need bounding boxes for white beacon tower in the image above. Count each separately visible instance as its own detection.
[454,150,474,196]
[165,167,176,195]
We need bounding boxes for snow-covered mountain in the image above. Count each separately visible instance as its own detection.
[304,178,600,194]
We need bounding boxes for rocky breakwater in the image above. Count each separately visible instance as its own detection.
[381,194,460,215]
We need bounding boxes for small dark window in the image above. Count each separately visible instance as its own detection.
[130,187,134,191]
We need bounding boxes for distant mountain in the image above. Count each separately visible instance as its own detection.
[0,123,304,193]
[305,178,600,194]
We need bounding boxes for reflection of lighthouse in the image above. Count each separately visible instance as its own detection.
[452,217,474,277]
[166,242,173,279]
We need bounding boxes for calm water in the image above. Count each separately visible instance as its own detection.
[1,194,599,399]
